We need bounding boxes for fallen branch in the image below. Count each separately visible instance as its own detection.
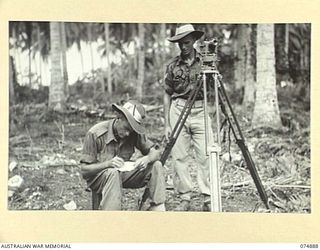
[221,180,251,189]
[221,176,309,191]
[271,184,310,189]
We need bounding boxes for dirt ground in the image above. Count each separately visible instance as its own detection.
[8,101,310,213]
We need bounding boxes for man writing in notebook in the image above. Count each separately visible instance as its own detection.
[80,100,166,211]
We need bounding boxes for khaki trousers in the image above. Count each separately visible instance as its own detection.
[91,161,166,210]
[169,98,214,201]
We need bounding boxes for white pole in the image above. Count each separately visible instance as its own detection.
[211,73,222,212]
[203,72,222,212]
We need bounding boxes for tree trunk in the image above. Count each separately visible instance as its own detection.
[76,40,85,75]
[275,24,291,84]
[234,24,247,92]
[284,24,289,62]
[242,24,255,107]
[104,23,111,94]
[37,23,42,86]
[60,22,69,98]
[26,22,33,87]
[160,23,166,78]
[87,23,95,95]
[132,24,138,81]
[49,22,65,112]
[12,26,21,85]
[9,56,15,106]
[87,23,95,72]
[137,23,145,101]
[28,43,32,87]
[252,24,282,129]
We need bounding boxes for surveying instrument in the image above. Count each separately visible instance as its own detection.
[140,38,270,212]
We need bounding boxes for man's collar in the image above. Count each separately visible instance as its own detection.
[105,119,117,144]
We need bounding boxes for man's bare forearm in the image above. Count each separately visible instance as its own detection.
[147,147,161,163]
[81,161,108,179]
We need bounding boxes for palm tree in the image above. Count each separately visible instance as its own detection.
[10,22,22,85]
[48,22,65,111]
[60,22,69,97]
[252,24,282,129]
[104,23,111,94]
[242,24,255,107]
[9,56,15,106]
[25,22,33,87]
[136,23,145,101]
[233,24,247,91]
[36,23,42,86]
[86,23,95,72]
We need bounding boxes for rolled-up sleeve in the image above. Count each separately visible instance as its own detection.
[80,131,98,164]
[164,65,174,96]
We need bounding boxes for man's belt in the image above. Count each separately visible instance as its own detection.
[174,98,204,108]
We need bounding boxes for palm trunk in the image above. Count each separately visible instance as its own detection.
[87,23,95,95]
[77,40,85,75]
[37,23,42,86]
[242,24,255,107]
[137,23,145,101]
[28,45,32,87]
[60,22,69,97]
[87,23,95,72]
[252,24,282,129]
[279,24,291,82]
[9,56,15,106]
[26,22,32,87]
[284,24,289,62]
[160,23,166,78]
[104,23,111,94]
[234,24,247,91]
[49,22,65,111]
[12,27,21,84]
[132,24,138,81]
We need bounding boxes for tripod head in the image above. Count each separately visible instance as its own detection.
[198,38,219,72]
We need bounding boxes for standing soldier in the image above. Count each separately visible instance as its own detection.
[163,24,215,211]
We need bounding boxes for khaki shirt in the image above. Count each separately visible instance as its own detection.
[80,119,153,189]
[164,50,204,100]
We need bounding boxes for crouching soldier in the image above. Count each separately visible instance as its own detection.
[80,100,166,211]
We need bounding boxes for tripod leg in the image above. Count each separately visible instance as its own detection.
[217,78,270,209]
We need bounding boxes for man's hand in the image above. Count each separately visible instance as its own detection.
[107,156,124,168]
[134,156,150,171]
[165,125,172,141]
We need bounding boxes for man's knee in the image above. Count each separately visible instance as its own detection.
[153,160,162,168]
[151,161,164,173]
[101,168,120,182]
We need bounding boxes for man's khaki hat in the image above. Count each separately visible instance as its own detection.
[168,23,204,43]
[112,100,146,134]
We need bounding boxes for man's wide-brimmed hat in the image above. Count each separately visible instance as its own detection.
[168,23,204,43]
[112,100,146,134]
